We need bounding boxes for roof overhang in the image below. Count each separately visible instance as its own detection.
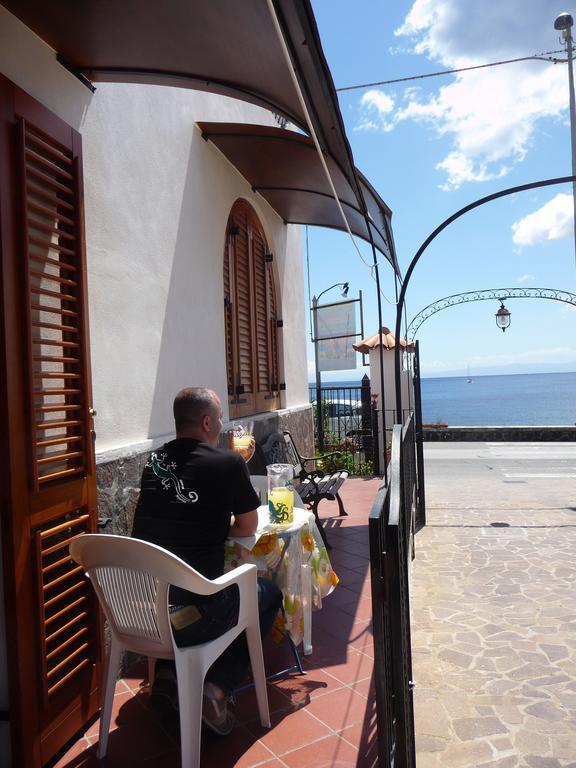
[2,0,400,274]
[199,122,394,260]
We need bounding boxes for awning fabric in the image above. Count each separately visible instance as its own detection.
[353,328,415,354]
[3,0,400,274]
[199,122,393,258]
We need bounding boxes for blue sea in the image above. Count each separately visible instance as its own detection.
[312,372,576,426]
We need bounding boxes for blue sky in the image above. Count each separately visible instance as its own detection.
[306,0,576,380]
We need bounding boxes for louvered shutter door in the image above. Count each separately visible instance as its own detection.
[0,77,101,767]
[21,121,88,487]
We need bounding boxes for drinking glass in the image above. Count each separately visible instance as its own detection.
[267,463,294,524]
[231,422,255,463]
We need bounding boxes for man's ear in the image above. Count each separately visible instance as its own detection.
[201,413,211,433]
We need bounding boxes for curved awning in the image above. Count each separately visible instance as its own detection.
[3,0,400,274]
[199,122,394,260]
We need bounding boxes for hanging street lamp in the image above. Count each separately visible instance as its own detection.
[495,301,511,332]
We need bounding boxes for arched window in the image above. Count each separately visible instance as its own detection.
[223,200,281,417]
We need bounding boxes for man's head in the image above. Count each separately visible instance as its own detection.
[173,388,222,446]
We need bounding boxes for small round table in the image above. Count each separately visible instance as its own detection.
[225,506,338,655]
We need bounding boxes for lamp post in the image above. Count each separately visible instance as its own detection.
[312,282,349,450]
[555,12,576,267]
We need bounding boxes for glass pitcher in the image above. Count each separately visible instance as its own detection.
[266,463,294,524]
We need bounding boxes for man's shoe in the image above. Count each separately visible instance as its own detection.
[202,682,236,736]
[150,668,179,716]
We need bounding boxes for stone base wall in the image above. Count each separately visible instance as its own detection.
[95,404,314,536]
[423,425,576,442]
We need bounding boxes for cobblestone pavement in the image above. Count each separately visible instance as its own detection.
[412,444,576,767]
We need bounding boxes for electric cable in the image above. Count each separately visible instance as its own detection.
[336,49,565,92]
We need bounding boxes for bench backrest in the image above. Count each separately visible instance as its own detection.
[260,430,303,477]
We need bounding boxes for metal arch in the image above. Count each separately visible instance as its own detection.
[393,174,576,423]
[406,288,576,339]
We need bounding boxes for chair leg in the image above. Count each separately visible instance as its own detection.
[147,656,156,686]
[97,640,122,759]
[245,623,271,728]
[174,654,205,768]
[311,501,331,550]
[335,492,348,516]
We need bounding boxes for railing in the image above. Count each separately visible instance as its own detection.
[369,416,417,767]
[308,382,378,475]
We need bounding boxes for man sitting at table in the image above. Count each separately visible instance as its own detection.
[131,387,282,735]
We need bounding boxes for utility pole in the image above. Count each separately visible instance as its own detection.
[555,12,576,270]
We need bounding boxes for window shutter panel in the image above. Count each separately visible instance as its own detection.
[223,230,235,397]
[234,208,254,398]
[266,258,280,393]
[223,200,280,416]
[252,229,270,392]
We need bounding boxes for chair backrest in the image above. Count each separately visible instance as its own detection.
[282,431,304,475]
[260,431,302,476]
[69,534,223,657]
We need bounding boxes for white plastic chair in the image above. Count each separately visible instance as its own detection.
[69,534,270,768]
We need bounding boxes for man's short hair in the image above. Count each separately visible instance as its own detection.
[173,388,218,431]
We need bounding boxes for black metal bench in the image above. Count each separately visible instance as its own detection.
[259,430,348,550]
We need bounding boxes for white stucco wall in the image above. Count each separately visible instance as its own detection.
[369,348,414,455]
[0,6,310,459]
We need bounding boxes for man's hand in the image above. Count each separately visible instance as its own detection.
[229,508,258,537]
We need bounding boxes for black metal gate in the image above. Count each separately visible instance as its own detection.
[412,341,426,532]
[369,417,417,767]
[308,375,379,475]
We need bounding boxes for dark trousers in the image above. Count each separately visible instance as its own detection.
[157,577,283,694]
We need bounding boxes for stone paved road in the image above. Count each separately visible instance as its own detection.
[412,443,576,768]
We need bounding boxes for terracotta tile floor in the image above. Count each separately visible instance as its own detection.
[51,478,382,768]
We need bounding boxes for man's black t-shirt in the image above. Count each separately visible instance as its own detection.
[131,438,259,580]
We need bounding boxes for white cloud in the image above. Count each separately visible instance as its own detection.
[512,193,573,247]
[355,90,395,132]
[358,0,569,189]
[517,273,535,283]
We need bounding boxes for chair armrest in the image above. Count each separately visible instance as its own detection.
[211,563,257,589]
[299,451,342,473]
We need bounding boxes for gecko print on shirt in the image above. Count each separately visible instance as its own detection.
[148,451,199,503]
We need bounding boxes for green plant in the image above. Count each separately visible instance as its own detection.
[315,450,374,477]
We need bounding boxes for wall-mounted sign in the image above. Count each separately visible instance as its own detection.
[316,300,357,371]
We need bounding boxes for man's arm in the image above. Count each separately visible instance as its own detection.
[229,508,258,537]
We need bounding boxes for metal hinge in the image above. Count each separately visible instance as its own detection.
[276,319,284,328]
[264,252,273,262]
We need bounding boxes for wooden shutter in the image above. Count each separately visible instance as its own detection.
[234,209,254,401]
[21,119,89,488]
[224,200,280,418]
[0,76,101,768]
[266,259,280,397]
[223,229,235,398]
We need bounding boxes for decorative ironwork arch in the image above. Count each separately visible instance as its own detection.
[406,288,576,340]
[393,174,576,422]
